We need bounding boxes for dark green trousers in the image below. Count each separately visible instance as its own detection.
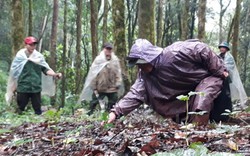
[88,92,118,115]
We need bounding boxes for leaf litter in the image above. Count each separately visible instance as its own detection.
[0,107,249,156]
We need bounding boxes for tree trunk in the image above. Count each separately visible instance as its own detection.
[180,0,189,40]
[112,0,130,92]
[38,15,48,52]
[227,17,234,42]
[232,0,242,64]
[127,0,138,49]
[102,0,108,44]
[242,4,250,86]
[75,0,83,94]
[61,0,67,108]
[219,0,231,43]
[197,0,207,40]
[138,0,155,44]
[190,0,197,39]
[90,0,98,61]
[11,0,24,57]
[28,0,33,36]
[156,0,163,46]
[50,0,59,105]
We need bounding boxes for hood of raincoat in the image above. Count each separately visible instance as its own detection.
[127,39,163,64]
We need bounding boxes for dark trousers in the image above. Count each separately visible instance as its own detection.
[210,78,232,122]
[88,92,118,114]
[17,92,42,115]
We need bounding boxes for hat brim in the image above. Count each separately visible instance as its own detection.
[26,41,38,45]
[127,58,138,67]
[127,58,149,67]
[218,46,230,51]
[104,46,113,49]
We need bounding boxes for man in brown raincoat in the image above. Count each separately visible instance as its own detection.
[107,39,229,125]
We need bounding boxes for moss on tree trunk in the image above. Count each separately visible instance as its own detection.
[197,0,207,40]
[11,0,24,57]
[112,0,130,92]
[232,0,242,64]
[138,0,156,44]
[90,0,98,61]
[75,0,83,94]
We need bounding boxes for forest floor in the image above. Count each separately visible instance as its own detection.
[0,107,250,156]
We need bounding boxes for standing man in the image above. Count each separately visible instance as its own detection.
[6,36,62,115]
[79,43,123,115]
[107,39,229,125]
[217,42,247,107]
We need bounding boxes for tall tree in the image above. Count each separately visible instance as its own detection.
[112,0,130,92]
[156,0,163,46]
[127,0,138,49]
[50,0,59,105]
[189,0,197,39]
[90,0,98,60]
[102,0,108,44]
[231,0,242,63]
[28,0,33,36]
[219,0,231,43]
[138,0,155,44]
[11,0,24,56]
[180,0,190,40]
[37,15,48,52]
[61,0,68,108]
[75,0,83,94]
[241,0,250,85]
[197,0,207,40]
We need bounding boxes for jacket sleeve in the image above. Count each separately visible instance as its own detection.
[112,77,145,117]
[194,43,227,78]
[41,66,49,75]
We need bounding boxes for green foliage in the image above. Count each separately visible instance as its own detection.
[153,144,243,156]
[63,126,83,144]
[99,111,114,129]
[221,109,241,117]
[100,111,109,121]
[10,138,33,147]
[0,110,45,127]
[189,142,208,155]
[44,109,63,123]
[246,105,250,112]
[188,111,208,115]
[176,91,205,127]
[0,129,12,134]
[177,91,205,102]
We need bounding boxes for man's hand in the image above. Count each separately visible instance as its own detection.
[223,71,229,78]
[108,112,116,123]
[54,73,62,79]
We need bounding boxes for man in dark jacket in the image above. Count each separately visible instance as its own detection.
[107,39,228,125]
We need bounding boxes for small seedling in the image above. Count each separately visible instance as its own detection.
[100,111,114,129]
[177,91,205,146]
[221,109,248,124]
[177,91,205,126]
[221,109,241,117]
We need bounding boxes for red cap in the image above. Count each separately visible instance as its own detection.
[24,36,38,44]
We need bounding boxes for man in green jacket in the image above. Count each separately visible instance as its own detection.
[9,36,62,115]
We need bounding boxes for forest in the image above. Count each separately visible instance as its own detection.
[0,0,250,155]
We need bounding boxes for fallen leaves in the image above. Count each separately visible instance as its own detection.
[0,108,249,155]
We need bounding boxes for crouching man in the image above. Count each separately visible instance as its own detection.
[107,39,229,125]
